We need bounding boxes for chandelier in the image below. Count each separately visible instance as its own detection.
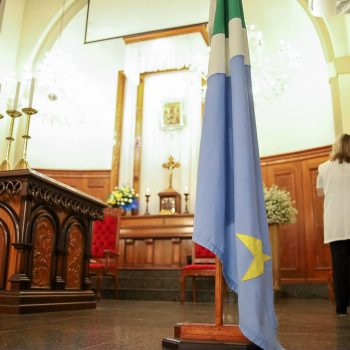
[247,25,300,101]
[191,25,300,102]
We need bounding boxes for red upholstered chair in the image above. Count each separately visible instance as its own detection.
[89,209,121,300]
[180,243,216,303]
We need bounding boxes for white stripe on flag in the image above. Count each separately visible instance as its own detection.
[208,18,250,78]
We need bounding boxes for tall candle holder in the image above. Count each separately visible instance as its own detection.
[144,194,151,215]
[0,110,22,171]
[15,107,38,170]
[184,192,190,214]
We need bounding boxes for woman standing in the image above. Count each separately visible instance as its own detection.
[317,133,350,316]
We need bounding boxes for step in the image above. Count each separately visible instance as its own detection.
[91,269,330,301]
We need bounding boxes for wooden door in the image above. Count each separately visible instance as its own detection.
[301,156,331,282]
[265,161,306,281]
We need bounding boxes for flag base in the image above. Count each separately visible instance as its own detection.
[165,323,261,349]
[162,337,261,350]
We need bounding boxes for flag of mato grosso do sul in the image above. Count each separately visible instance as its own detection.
[193,0,283,349]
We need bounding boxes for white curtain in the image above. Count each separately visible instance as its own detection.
[124,33,208,85]
[120,33,207,214]
[139,70,202,214]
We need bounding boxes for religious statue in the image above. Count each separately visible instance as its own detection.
[162,156,180,191]
[159,156,182,214]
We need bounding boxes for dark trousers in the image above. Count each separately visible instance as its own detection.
[330,240,350,313]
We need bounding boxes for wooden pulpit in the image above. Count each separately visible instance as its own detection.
[0,169,106,313]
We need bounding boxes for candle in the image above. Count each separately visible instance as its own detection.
[184,186,189,194]
[28,78,35,108]
[146,187,150,195]
[12,81,21,110]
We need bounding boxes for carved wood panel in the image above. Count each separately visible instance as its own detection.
[65,225,84,289]
[0,220,9,289]
[0,205,18,290]
[31,217,55,288]
[0,170,104,313]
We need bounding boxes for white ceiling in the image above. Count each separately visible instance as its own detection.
[86,0,211,43]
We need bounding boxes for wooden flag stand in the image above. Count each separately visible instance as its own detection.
[162,258,261,350]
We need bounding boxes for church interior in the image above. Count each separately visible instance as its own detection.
[0,0,350,349]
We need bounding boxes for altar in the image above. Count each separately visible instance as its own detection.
[119,214,194,269]
[0,169,106,313]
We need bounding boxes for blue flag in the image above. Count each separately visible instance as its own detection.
[192,0,283,349]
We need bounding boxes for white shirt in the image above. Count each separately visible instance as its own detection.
[316,160,350,243]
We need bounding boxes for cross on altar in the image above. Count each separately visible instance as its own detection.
[162,156,180,190]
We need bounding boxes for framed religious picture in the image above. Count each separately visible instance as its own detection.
[160,101,184,131]
[158,191,181,214]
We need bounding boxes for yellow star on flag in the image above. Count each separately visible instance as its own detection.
[236,233,271,282]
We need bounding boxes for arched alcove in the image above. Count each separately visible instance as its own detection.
[23,0,336,174]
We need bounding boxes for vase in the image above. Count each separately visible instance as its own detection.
[105,206,122,218]
[268,223,281,291]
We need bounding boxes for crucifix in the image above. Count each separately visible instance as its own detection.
[162,156,180,191]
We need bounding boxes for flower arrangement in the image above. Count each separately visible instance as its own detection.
[107,185,139,211]
[263,184,298,225]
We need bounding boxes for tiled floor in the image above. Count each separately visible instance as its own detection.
[0,298,349,349]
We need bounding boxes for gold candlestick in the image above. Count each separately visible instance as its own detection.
[184,192,190,213]
[0,110,22,171]
[15,107,38,170]
[144,194,151,215]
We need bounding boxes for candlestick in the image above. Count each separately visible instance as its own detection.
[28,78,35,108]
[0,109,22,171]
[144,194,151,215]
[12,82,21,110]
[0,84,4,120]
[15,107,38,169]
[184,192,190,214]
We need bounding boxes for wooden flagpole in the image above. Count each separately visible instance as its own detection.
[173,257,254,345]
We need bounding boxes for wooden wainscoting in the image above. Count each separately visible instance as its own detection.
[36,144,331,282]
[35,169,111,201]
[119,214,194,269]
[261,145,331,284]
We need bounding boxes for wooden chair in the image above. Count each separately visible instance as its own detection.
[89,208,121,300]
[180,243,216,303]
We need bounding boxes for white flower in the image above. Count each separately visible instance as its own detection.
[264,185,298,225]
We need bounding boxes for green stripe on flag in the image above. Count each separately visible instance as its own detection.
[213,0,246,37]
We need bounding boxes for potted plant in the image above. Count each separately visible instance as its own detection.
[264,184,298,291]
